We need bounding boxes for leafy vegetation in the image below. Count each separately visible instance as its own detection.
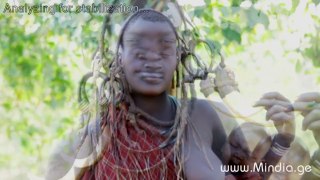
[0,0,319,179]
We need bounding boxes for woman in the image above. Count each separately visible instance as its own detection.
[46,9,295,180]
[47,9,226,180]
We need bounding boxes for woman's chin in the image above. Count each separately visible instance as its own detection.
[132,89,167,97]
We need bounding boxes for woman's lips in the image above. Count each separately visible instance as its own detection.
[140,72,163,83]
[140,72,163,78]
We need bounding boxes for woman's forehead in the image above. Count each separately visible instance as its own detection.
[124,19,176,37]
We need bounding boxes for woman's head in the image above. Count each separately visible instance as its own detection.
[117,9,179,96]
[223,123,271,167]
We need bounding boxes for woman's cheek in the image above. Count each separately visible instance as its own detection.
[222,143,231,164]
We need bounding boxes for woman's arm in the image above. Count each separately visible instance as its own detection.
[254,92,295,179]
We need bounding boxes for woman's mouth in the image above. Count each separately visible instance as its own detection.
[140,72,163,83]
[231,155,244,165]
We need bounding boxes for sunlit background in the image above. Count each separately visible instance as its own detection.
[1,0,319,179]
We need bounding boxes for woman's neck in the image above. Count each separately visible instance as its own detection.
[131,92,174,122]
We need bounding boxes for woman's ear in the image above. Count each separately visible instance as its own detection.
[176,47,181,60]
[119,54,122,63]
[118,52,123,66]
[118,45,125,64]
[176,47,181,68]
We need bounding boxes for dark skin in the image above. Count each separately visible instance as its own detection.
[46,16,297,180]
[120,18,226,179]
[224,124,273,179]
[131,93,175,124]
[46,18,227,180]
[120,19,177,122]
[225,128,251,166]
[183,99,226,179]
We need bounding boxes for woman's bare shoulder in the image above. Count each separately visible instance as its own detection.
[184,98,221,125]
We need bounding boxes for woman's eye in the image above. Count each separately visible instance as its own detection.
[230,142,239,148]
[158,37,174,44]
[232,144,239,149]
[160,52,170,57]
[124,39,139,45]
[136,52,145,59]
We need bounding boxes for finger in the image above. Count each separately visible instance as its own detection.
[254,99,291,108]
[261,92,290,101]
[270,112,294,122]
[266,105,287,120]
[292,102,320,112]
[307,120,320,131]
[296,92,320,102]
[301,111,309,117]
[302,109,320,130]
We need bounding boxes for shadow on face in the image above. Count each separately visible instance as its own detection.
[223,122,271,167]
[225,123,311,179]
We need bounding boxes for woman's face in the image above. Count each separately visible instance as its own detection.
[225,128,251,166]
[120,18,177,96]
[223,126,270,168]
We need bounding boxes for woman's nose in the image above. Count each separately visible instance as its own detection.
[144,61,162,70]
[145,50,161,61]
[143,51,163,70]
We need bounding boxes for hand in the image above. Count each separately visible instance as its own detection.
[294,92,320,148]
[254,92,295,137]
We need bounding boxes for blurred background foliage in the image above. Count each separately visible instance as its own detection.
[0,0,319,179]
